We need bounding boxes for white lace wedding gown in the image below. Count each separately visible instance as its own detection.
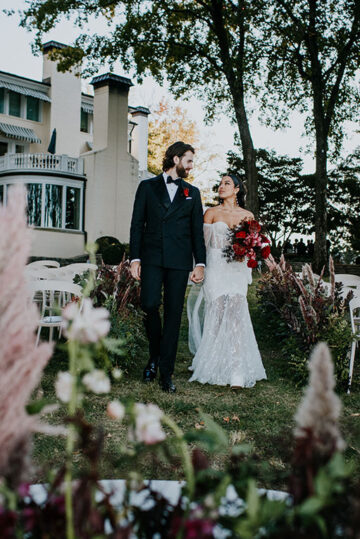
[188,222,267,387]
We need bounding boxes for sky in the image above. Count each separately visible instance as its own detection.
[1,0,360,186]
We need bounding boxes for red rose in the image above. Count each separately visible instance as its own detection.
[233,244,246,256]
[261,234,270,244]
[261,245,271,259]
[249,220,261,233]
[183,187,189,197]
[247,259,258,268]
[236,231,246,239]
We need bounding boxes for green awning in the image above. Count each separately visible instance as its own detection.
[0,80,51,102]
[0,122,41,143]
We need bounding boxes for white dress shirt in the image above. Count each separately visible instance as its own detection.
[163,171,178,202]
[131,172,205,267]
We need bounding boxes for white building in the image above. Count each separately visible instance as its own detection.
[0,41,150,258]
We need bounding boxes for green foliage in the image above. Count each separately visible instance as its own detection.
[107,300,145,371]
[102,243,129,265]
[226,145,309,244]
[262,0,360,152]
[94,235,120,253]
[226,145,360,260]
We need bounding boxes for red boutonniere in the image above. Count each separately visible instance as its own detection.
[183,187,189,197]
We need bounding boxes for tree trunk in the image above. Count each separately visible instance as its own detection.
[233,101,259,217]
[313,139,328,273]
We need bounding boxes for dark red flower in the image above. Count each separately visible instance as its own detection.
[261,234,270,244]
[236,231,246,239]
[233,244,246,256]
[261,245,271,259]
[184,518,214,538]
[247,259,258,268]
[183,187,189,197]
[249,220,261,233]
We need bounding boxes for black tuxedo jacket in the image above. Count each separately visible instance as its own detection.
[130,174,206,271]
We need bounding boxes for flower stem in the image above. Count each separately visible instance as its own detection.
[162,415,195,500]
[65,340,78,539]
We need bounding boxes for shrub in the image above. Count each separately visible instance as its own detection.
[257,255,353,388]
[94,235,120,253]
[102,243,130,265]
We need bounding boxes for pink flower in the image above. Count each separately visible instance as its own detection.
[55,371,74,403]
[82,369,111,394]
[62,298,110,344]
[107,400,125,420]
[131,403,166,445]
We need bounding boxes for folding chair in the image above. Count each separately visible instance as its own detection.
[348,297,360,393]
[28,280,82,345]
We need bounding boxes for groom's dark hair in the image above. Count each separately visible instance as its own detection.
[162,141,195,171]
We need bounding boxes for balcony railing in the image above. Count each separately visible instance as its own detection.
[0,153,84,176]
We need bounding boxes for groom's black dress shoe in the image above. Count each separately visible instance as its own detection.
[143,359,158,383]
[160,377,176,393]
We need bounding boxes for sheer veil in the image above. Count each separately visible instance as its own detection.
[187,224,212,355]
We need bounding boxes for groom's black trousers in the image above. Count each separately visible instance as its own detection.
[140,265,189,381]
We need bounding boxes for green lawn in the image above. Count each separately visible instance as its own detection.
[33,279,360,490]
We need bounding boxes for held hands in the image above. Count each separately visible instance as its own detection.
[130,260,141,281]
[190,265,205,284]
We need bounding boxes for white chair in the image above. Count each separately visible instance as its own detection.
[64,263,98,273]
[348,297,360,393]
[59,263,98,282]
[27,260,60,268]
[28,280,83,345]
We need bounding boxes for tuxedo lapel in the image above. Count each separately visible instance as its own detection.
[151,175,171,210]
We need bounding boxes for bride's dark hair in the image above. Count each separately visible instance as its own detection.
[219,173,246,208]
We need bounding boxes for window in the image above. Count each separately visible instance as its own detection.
[3,180,83,230]
[15,145,24,154]
[44,184,62,228]
[66,187,81,230]
[27,184,42,226]
[9,91,21,117]
[0,88,4,114]
[0,142,7,156]
[26,96,40,121]
[80,109,89,132]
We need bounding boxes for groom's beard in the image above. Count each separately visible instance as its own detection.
[176,163,188,178]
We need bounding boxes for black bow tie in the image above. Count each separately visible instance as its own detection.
[167,176,181,186]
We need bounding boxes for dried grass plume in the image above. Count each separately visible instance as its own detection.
[0,186,52,485]
[294,342,345,455]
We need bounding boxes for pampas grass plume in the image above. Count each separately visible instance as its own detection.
[0,186,52,484]
[294,342,345,455]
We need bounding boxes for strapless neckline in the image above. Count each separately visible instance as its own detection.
[205,221,230,229]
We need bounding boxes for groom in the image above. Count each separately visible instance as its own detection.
[130,141,206,393]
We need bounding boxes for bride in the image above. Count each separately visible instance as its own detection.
[188,174,267,388]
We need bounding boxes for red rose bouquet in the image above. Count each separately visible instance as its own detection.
[222,219,271,268]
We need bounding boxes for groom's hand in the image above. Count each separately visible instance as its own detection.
[190,266,204,284]
[130,260,141,281]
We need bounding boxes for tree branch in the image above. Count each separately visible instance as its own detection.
[324,3,360,133]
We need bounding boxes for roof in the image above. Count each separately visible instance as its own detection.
[91,73,133,90]
[0,122,41,143]
[0,70,50,87]
[42,41,68,54]
[129,105,151,116]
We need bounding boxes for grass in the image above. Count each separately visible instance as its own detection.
[32,277,360,490]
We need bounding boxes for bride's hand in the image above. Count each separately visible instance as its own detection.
[190,266,204,284]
